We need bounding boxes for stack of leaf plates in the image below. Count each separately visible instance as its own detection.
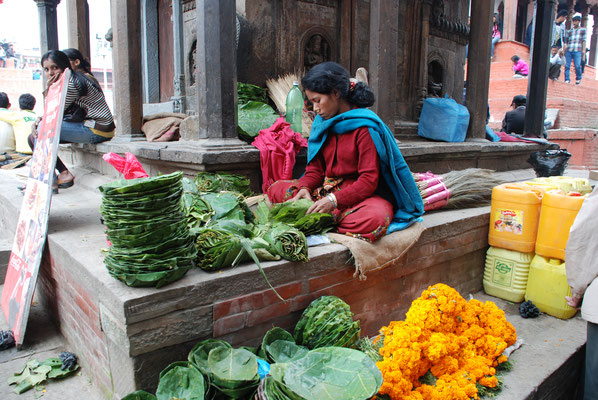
[99,171,197,288]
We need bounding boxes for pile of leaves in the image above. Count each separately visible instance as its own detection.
[237,82,279,143]
[123,297,381,400]
[7,355,79,394]
[99,172,197,288]
[294,295,361,349]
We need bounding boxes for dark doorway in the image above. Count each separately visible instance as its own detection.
[158,0,174,102]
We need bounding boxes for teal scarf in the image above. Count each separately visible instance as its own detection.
[308,108,423,232]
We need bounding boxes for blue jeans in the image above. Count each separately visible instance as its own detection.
[585,322,598,400]
[60,121,111,144]
[491,36,500,58]
[565,51,582,81]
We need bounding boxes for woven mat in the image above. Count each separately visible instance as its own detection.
[328,222,425,280]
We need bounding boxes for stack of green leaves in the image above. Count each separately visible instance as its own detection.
[257,327,309,365]
[182,177,213,230]
[99,171,197,288]
[237,101,279,144]
[265,199,334,236]
[261,347,383,400]
[188,339,260,399]
[293,296,361,350]
[238,82,268,105]
[194,171,253,197]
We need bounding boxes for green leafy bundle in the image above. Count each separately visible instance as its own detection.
[257,327,309,365]
[237,101,279,143]
[188,339,260,399]
[238,82,268,105]
[194,172,253,197]
[7,357,79,394]
[265,199,334,236]
[156,362,205,400]
[255,222,309,263]
[294,296,361,349]
[261,347,382,400]
[99,171,196,288]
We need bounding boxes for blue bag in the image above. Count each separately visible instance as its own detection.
[485,125,500,142]
[417,96,470,142]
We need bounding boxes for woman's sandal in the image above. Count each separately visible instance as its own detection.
[57,174,74,189]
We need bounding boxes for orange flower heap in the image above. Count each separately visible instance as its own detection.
[377,284,516,400]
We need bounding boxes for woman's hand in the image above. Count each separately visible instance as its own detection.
[307,196,335,214]
[565,294,582,308]
[288,188,312,202]
[45,71,61,91]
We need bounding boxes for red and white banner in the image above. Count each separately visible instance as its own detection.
[1,70,70,346]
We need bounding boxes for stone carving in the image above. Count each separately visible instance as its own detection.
[430,0,470,37]
[189,40,197,86]
[304,34,331,69]
[182,0,195,13]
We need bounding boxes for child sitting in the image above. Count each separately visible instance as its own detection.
[511,55,529,78]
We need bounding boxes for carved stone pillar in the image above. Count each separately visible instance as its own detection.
[502,0,518,41]
[581,5,589,28]
[466,0,492,139]
[171,0,185,113]
[66,0,90,61]
[34,0,61,54]
[110,0,144,139]
[566,0,574,29]
[525,0,557,138]
[190,0,238,141]
[369,0,399,131]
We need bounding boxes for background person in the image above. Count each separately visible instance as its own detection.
[549,45,565,81]
[501,95,526,135]
[0,93,37,154]
[564,14,586,84]
[62,48,101,86]
[511,55,529,78]
[491,13,501,59]
[28,50,115,189]
[0,92,15,152]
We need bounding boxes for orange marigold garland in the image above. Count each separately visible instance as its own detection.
[377,283,516,400]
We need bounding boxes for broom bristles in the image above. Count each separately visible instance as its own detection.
[266,71,312,136]
[440,168,506,209]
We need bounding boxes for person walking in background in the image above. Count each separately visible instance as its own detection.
[511,55,529,78]
[564,14,586,84]
[0,94,37,154]
[565,186,598,400]
[0,45,6,68]
[491,13,501,59]
[549,45,565,81]
[552,10,568,48]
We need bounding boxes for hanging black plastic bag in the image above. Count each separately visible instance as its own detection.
[527,144,571,177]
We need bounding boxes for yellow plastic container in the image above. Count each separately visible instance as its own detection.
[483,246,534,302]
[523,180,561,193]
[535,191,585,260]
[524,255,577,319]
[489,183,544,253]
[538,177,592,194]
[531,178,571,193]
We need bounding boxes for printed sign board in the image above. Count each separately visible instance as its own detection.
[1,70,70,346]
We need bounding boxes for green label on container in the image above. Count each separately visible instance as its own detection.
[492,259,514,286]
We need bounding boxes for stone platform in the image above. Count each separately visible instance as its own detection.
[0,166,586,399]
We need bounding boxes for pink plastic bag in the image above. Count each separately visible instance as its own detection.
[102,152,149,179]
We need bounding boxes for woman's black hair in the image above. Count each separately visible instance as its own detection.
[511,55,520,62]
[62,48,93,75]
[41,50,89,96]
[301,61,375,108]
[41,50,71,71]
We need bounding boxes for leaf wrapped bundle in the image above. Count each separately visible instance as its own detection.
[257,327,308,365]
[257,223,308,262]
[293,296,361,349]
[208,347,260,399]
[199,191,254,225]
[237,101,279,144]
[266,199,334,236]
[99,172,196,288]
[238,82,268,105]
[155,361,205,400]
[268,347,382,400]
[182,178,213,229]
[194,172,252,196]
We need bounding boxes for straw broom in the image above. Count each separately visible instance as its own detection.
[414,168,506,210]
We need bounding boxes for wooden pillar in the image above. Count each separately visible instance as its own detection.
[66,0,90,61]
[466,0,492,139]
[111,0,144,139]
[502,0,518,41]
[193,0,238,140]
[566,0,574,29]
[525,0,556,138]
[590,7,598,67]
[581,4,589,27]
[369,0,399,130]
[34,0,61,54]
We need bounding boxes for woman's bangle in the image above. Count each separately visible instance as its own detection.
[326,193,337,209]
